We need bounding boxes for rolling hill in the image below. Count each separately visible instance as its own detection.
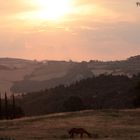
[18,74,140,116]
[0,55,140,95]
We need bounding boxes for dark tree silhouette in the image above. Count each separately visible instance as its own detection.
[63,96,85,112]
[12,94,16,118]
[0,93,1,118]
[18,74,140,116]
[5,92,8,119]
[0,92,24,120]
[133,82,140,107]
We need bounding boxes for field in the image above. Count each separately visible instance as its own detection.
[0,109,140,140]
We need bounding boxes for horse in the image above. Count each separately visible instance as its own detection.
[68,128,91,138]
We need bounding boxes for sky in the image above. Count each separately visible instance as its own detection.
[0,0,140,61]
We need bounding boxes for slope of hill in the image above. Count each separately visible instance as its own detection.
[0,58,40,96]
[0,65,11,70]
[11,55,140,93]
[88,55,140,76]
[11,62,93,93]
[18,74,140,116]
[0,55,140,94]
[0,109,140,140]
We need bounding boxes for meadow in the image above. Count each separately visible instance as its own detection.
[0,109,140,140]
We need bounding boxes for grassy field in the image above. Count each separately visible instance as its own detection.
[0,109,140,140]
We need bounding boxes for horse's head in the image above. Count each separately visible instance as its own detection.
[68,129,72,134]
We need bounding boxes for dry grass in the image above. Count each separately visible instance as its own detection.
[0,109,140,140]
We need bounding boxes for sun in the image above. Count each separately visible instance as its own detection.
[31,0,72,21]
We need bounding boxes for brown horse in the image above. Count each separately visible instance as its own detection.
[68,128,91,138]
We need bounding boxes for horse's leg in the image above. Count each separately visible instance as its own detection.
[72,133,74,138]
[70,133,74,138]
[70,134,72,138]
[80,133,83,138]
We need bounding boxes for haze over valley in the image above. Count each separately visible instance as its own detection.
[0,55,139,95]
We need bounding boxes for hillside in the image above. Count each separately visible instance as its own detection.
[18,74,140,116]
[0,58,40,96]
[0,55,140,94]
[11,62,93,93]
[11,55,140,93]
[0,109,140,140]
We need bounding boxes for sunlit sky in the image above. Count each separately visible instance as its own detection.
[0,0,140,61]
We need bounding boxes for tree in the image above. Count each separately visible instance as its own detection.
[5,92,8,119]
[63,96,85,112]
[0,93,1,118]
[133,82,140,107]
[12,94,16,118]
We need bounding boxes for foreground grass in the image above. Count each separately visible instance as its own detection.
[0,109,140,140]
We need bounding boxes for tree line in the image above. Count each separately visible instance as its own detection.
[20,74,140,116]
[0,93,24,120]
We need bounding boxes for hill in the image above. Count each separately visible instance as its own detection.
[11,55,140,93]
[0,55,140,94]
[0,58,40,96]
[0,109,140,140]
[18,74,140,116]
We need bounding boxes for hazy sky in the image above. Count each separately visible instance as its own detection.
[0,0,140,61]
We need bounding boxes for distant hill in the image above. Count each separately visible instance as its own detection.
[11,55,140,93]
[11,62,93,93]
[0,58,40,95]
[0,55,140,95]
[0,65,11,70]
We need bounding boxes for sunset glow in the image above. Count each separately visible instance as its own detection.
[0,0,140,61]
[26,0,73,21]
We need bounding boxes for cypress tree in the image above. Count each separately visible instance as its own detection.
[12,94,16,119]
[5,92,8,119]
[0,93,1,119]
